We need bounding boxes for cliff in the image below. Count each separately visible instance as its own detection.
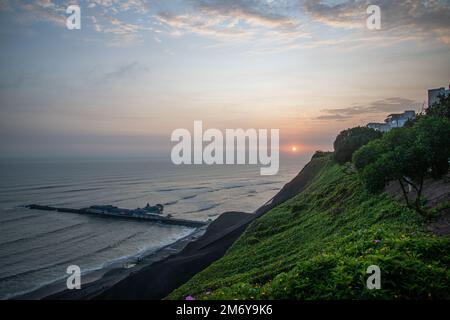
[168,153,450,299]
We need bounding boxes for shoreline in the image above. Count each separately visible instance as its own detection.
[15,226,207,300]
[96,211,257,300]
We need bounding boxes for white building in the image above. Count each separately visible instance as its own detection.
[428,85,450,107]
[367,110,416,132]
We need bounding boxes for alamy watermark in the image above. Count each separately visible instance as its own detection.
[66,265,81,290]
[366,265,381,290]
[171,121,279,176]
[66,5,81,30]
[366,5,381,30]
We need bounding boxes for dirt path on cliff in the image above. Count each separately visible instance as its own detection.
[385,174,450,235]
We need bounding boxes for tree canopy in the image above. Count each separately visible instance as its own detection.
[426,94,450,120]
[353,116,450,215]
[333,126,382,164]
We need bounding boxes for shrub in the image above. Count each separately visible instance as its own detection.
[353,116,450,215]
[426,94,450,120]
[334,127,382,164]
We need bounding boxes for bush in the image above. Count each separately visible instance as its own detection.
[353,116,450,215]
[333,127,382,164]
[426,94,450,120]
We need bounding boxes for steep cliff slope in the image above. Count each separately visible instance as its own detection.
[169,154,450,299]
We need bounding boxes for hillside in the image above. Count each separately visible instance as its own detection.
[168,153,450,299]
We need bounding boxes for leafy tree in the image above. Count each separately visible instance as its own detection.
[333,127,382,164]
[404,94,449,128]
[353,116,450,216]
[414,116,450,178]
[426,94,450,120]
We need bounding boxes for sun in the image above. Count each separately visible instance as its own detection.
[291,146,297,152]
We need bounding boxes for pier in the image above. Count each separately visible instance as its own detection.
[26,204,208,228]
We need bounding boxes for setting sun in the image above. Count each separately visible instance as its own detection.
[291,146,297,152]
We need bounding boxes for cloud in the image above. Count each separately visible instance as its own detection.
[0,0,67,27]
[302,0,450,45]
[0,0,152,44]
[194,0,298,29]
[315,114,354,121]
[155,12,250,38]
[101,61,149,82]
[85,0,149,14]
[85,1,154,45]
[93,15,151,45]
[153,0,450,49]
[315,97,420,121]
[154,0,307,42]
[302,0,367,29]
[2,0,449,49]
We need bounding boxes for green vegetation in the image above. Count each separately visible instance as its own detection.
[333,127,382,164]
[168,154,450,300]
[426,94,450,120]
[168,110,450,300]
[353,116,450,216]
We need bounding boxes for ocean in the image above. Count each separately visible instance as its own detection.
[0,157,308,299]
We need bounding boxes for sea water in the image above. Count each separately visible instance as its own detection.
[0,156,308,299]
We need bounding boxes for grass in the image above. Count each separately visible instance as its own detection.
[168,154,450,300]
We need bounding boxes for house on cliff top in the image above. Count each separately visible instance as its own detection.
[368,110,416,132]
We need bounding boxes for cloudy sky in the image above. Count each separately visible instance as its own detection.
[0,0,449,158]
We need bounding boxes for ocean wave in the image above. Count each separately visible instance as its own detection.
[0,231,146,282]
[0,232,98,263]
[157,186,210,192]
[0,213,41,225]
[181,195,197,200]
[58,187,104,194]
[0,228,192,284]
[1,227,197,300]
[182,203,221,214]
[0,222,87,249]
[2,184,72,193]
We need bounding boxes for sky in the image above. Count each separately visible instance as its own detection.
[0,0,449,159]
